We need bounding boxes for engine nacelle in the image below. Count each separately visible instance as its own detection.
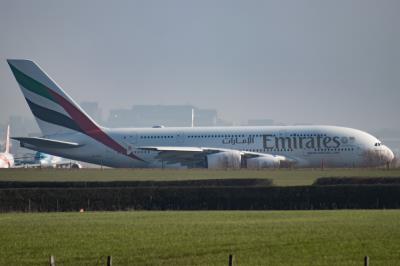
[246,155,280,169]
[70,163,82,169]
[207,151,241,169]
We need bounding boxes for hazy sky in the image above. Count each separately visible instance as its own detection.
[1,0,399,132]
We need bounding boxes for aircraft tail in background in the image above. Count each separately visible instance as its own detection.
[4,125,10,153]
[0,125,14,168]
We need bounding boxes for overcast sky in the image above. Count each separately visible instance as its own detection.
[0,0,399,132]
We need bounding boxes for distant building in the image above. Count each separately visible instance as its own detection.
[106,105,225,128]
[193,108,218,127]
[81,101,103,124]
[216,118,234,127]
[246,119,274,126]
[9,115,39,137]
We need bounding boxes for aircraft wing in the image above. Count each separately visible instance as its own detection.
[137,146,218,166]
[137,146,291,167]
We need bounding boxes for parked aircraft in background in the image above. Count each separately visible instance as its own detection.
[7,59,395,169]
[15,152,82,169]
[0,125,14,168]
[38,152,82,168]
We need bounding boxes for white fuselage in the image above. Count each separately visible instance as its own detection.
[26,125,394,168]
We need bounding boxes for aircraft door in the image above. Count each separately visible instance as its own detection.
[122,133,138,154]
[176,132,185,145]
[124,133,138,155]
[127,133,138,144]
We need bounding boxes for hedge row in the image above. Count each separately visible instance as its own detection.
[0,178,272,189]
[1,185,400,212]
[314,177,400,186]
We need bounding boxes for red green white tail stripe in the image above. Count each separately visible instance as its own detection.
[8,59,142,161]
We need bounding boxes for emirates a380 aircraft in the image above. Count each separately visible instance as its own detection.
[7,59,394,169]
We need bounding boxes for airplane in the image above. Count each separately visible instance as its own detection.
[34,152,82,168]
[7,59,395,169]
[15,152,82,169]
[0,125,15,168]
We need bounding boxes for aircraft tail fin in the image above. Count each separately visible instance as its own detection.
[7,59,143,161]
[7,59,100,137]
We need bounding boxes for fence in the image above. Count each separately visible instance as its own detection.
[46,254,371,265]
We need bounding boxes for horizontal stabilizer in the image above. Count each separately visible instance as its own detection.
[12,137,82,149]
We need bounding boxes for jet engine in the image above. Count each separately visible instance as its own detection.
[246,155,280,169]
[207,151,241,169]
[70,163,82,169]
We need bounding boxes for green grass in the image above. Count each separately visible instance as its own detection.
[0,211,399,265]
[0,168,400,186]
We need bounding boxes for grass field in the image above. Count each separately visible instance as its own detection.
[0,168,399,186]
[0,210,399,265]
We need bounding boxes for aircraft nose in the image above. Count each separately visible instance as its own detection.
[383,145,395,163]
[363,145,395,166]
